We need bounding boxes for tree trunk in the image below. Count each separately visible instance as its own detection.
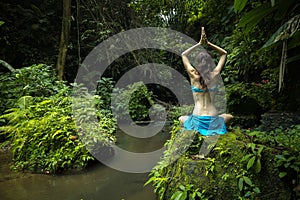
[57,0,71,81]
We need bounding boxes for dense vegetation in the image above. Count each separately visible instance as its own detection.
[0,0,299,198]
[0,65,117,173]
[1,0,299,113]
[146,122,300,199]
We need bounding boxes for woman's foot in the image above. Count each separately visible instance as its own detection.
[190,154,205,160]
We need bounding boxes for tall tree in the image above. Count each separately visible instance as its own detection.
[57,0,71,80]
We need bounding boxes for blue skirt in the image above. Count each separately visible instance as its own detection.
[183,115,227,136]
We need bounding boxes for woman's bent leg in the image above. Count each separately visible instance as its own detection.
[219,113,234,127]
[178,115,189,125]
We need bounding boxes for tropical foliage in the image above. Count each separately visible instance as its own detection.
[0,1,299,198]
[0,64,64,115]
[0,64,117,173]
[111,82,155,122]
[234,0,300,91]
[0,92,116,173]
[146,123,300,199]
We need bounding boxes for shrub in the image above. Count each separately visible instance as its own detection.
[0,64,65,115]
[0,85,116,173]
[94,77,115,112]
[111,82,155,122]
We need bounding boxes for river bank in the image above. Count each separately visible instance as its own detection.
[0,124,171,200]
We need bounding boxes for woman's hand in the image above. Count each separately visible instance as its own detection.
[200,27,208,45]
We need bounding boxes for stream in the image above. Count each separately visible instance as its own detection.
[0,123,171,200]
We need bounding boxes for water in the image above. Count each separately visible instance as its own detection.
[0,123,170,200]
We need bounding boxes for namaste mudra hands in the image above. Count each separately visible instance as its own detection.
[200,27,208,45]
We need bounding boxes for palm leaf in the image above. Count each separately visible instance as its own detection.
[261,14,300,92]
[238,2,277,33]
[262,14,300,49]
[287,54,300,64]
[234,0,249,13]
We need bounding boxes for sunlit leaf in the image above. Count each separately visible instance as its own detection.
[253,187,261,194]
[234,0,248,13]
[238,177,244,191]
[179,185,185,191]
[257,146,264,155]
[171,191,183,200]
[243,176,253,186]
[247,156,256,170]
[279,172,287,178]
[241,154,253,162]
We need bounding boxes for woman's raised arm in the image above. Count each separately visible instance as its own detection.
[181,42,202,73]
[181,27,206,74]
[208,41,227,76]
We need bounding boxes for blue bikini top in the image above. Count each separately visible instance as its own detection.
[191,85,218,93]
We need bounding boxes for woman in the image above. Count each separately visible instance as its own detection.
[179,27,233,136]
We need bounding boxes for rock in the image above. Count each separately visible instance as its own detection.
[149,129,294,200]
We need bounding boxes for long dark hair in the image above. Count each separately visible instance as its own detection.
[195,49,215,88]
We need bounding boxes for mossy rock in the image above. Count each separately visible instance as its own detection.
[151,128,293,200]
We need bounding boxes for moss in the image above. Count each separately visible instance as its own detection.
[147,125,297,200]
[164,157,211,199]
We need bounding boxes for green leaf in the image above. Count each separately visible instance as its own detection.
[179,185,185,191]
[253,187,261,194]
[180,192,187,200]
[255,158,262,173]
[262,14,300,49]
[196,191,202,197]
[171,191,187,200]
[284,163,290,168]
[238,2,277,32]
[275,154,286,161]
[257,146,264,155]
[247,143,256,153]
[171,191,183,200]
[238,177,244,191]
[287,54,300,64]
[243,176,253,186]
[279,172,287,178]
[144,177,155,186]
[241,154,253,162]
[52,130,62,139]
[247,156,256,170]
[0,21,4,26]
[245,191,252,197]
[287,156,296,162]
[234,0,248,13]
